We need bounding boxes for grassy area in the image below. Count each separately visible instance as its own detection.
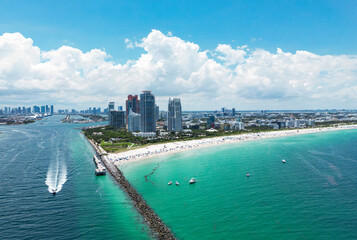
[83,121,357,153]
[83,125,274,153]
[100,141,136,153]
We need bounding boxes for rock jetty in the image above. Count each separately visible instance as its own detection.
[87,138,176,240]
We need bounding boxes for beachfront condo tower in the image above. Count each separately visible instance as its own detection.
[140,91,156,133]
[128,109,141,132]
[109,110,125,129]
[126,95,140,120]
[168,98,183,132]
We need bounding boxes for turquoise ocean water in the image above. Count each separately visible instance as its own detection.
[122,129,357,240]
[1,116,357,239]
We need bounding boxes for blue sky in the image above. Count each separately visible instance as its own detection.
[0,0,357,110]
[1,0,356,60]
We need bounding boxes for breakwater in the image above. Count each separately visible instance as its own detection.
[93,155,106,175]
[86,138,176,240]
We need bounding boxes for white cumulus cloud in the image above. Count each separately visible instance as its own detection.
[0,30,357,110]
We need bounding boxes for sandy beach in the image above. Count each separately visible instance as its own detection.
[107,125,357,165]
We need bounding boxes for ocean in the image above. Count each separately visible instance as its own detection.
[0,116,150,239]
[121,128,357,240]
[1,116,357,239]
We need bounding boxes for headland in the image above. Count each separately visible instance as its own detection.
[86,138,176,240]
[108,124,357,165]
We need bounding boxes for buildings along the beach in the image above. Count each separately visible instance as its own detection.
[126,95,140,120]
[168,98,182,132]
[128,109,141,132]
[109,110,125,129]
[140,91,156,133]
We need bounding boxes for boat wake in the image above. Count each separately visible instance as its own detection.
[45,158,67,194]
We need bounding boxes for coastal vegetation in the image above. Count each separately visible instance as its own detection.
[23,120,36,124]
[83,119,357,154]
[0,119,36,125]
[83,125,275,153]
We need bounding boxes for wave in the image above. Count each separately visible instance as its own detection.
[45,157,67,193]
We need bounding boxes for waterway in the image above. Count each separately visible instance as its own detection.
[1,116,357,239]
[0,116,150,239]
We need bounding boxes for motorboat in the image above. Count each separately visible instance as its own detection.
[246,173,250,177]
[189,178,196,184]
[282,159,286,163]
[168,181,172,185]
[175,181,179,186]
[52,189,57,195]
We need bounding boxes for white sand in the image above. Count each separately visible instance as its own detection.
[107,125,357,165]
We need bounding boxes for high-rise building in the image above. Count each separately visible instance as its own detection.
[108,102,115,112]
[46,105,49,114]
[126,95,140,120]
[109,111,125,129]
[232,108,236,116]
[50,105,54,115]
[207,115,215,128]
[128,109,141,132]
[168,98,182,132]
[33,105,40,113]
[155,105,159,121]
[41,106,45,114]
[140,91,156,133]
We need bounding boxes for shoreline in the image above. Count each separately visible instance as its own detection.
[85,136,176,240]
[108,125,357,165]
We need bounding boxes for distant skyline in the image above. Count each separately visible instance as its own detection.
[1,0,357,110]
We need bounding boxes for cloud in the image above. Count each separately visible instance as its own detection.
[124,38,134,49]
[0,30,357,110]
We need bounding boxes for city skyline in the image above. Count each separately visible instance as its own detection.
[1,1,357,110]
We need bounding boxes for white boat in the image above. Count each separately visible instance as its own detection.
[168,181,172,185]
[175,181,179,186]
[282,159,286,163]
[189,178,196,184]
[246,173,250,177]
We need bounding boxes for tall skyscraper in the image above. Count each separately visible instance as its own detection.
[232,108,236,116]
[140,91,156,132]
[168,98,182,132]
[155,105,159,121]
[108,102,115,112]
[128,109,141,132]
[126,95,140,120]
[109,111,125,129]
[50,105,54,115]
[41,106,45,114]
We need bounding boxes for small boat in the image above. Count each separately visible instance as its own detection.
[282,159,286,163]
[189,178,196,184]
[52,189,57,195]
[168,181,172,185]
[175,181,179,186]
[246,173,250,177]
